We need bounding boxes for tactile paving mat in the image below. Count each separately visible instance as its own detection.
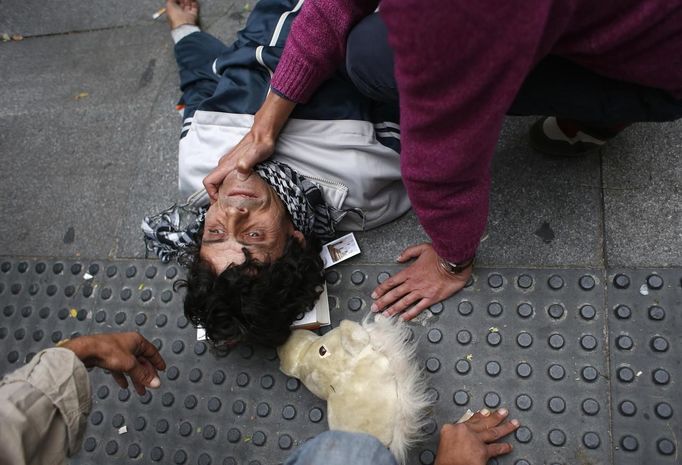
[1,259,680,465]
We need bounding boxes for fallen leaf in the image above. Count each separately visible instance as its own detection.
[74,92,89,100]
[1,33,10,42]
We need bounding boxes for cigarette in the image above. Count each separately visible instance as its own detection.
[152,7,166,20]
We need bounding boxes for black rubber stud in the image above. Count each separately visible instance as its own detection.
[485,361,501,377]
[456,330,472,345]
[487,273,503,288]
[648,305,665,321]
[579,366,598,383]
[548,429,566,446]
[515,427,533,443]
[620,435,639,452]
[617,366,635,383]
[517,332,533,348]
[261,375,275,389]
[517,274,533,289]
[198,453,212,465]
[453,390,469,406]
[547,304,565,319]
[426,357,441,373]
[619,400,637,417]
[615,305,632,319]
[309,407,324,423]
[118,388,130,402]
[650,336,669,352]
[428,329,443,343]
[90,411,104,425]
[184,395,198,409]
[457,301,473,316]
[282,405,296,420]
[351,270,365,285]
[580,335,598,351]
[616,335,634,350]
[583,432,601,449]
[348,297,362,312]
[647,274,664,290]
[487,302,503,317]
[257,402,271,417]
[654,402,673,419]
[150,447,164,461]
[613,273,630,289]
[455,360,471,375]
[134,416,146,431]
[516,394,532,411]
[548,333,565,350]
[106,265,118,277]
[484,392,500,408]
[227,428,241,443]
[548,364,565,381]
[125,265,137,278]
[161,392,175,407]
[212,370,226,385]
[179,421,193,436]
[579,275,596,290]
[173,450,187,464]
[278,434,293,450]
[203,425,217,440]
[548,397,565,414]
[156,419,169,434]
[430,302,444,315]
[487,331,502,346]
[105,440,118,456]
[325,270,340,284]
[71,263,82,275]
[419,450,435,465]
[582,398,600,416]
[516,363,532,378]
[547,274,564,290]
[286,378,300,391]
[84,437,97,452]
[120,288,132,301]
[652,368,671,385]
[145,266,157,279]
[232,400,246,415]
[517,303,533,318]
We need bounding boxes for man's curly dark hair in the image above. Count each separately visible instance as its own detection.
[175,235,324,347]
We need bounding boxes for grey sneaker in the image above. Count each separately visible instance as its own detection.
[529,117,623,157]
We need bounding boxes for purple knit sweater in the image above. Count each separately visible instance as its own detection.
[272,0,682,263]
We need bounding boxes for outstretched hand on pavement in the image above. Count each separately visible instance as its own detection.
[62,332,166,395]
[371,243,472,320]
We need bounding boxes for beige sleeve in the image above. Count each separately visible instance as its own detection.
[0,348,92,465]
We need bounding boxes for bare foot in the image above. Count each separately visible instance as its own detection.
[166,0,199,29]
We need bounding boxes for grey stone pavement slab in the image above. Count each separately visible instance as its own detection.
[0,0,239,37]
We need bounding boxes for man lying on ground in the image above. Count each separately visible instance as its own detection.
[144,0,411,347]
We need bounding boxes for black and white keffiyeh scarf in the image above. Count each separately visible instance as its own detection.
[142,160,342,263]
[254,160,338,239]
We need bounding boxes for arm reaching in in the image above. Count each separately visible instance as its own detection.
[371,243,472,320]
[203,92,296,201]
[436,408,519,465]
[62,332,167,395]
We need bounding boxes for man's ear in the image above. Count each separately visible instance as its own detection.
[292,230,305,246]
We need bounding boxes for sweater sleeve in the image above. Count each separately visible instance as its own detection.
[271,0,379,103]
[380,0,559,263]
[0,348,91,464]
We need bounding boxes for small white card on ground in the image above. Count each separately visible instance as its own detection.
[291,283,331,330]
[320,233,361,269]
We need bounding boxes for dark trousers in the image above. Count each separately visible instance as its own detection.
[345,14,682,125]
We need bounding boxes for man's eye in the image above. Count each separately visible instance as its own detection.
[208,229,223,234]
[247,231,261,238]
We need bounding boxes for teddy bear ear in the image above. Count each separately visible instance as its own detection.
[277,330,318,377]
[339,320,370,356]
